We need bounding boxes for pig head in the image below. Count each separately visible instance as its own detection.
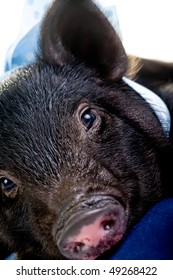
[0,0,170,260]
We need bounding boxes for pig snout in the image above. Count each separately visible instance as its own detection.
[56,203,126,259]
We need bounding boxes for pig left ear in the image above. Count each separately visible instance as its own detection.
[40,0,128,81]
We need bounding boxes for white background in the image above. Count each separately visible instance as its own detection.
[0,0,25,74]
[0,260,173,279]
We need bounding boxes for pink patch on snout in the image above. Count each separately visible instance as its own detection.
[67,212,123,249]
[70,217,108,247]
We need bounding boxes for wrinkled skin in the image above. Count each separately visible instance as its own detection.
[0,0,172,260]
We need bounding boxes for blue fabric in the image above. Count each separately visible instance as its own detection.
[109,199,173,260]
[2,1,173,261]
[4,24,39,73]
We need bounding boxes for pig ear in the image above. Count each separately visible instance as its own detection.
[40,0,128,81]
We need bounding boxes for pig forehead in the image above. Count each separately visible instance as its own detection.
[0,64,104,115]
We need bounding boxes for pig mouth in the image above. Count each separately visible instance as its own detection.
[55,198,127,259]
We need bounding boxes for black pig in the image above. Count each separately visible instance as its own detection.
[0,0,172,260]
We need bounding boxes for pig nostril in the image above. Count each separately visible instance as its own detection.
[73,242,85,253]
[102,219,116,231]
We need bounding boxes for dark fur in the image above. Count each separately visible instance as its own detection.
[0,0,173,259]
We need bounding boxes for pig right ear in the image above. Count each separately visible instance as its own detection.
[40,0,128,81]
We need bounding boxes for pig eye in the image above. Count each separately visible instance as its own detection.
[0,177,18,198]
[0,178,15,190]
[81,109,96,129]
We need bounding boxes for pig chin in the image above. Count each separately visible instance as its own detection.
[54,199,127,260]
